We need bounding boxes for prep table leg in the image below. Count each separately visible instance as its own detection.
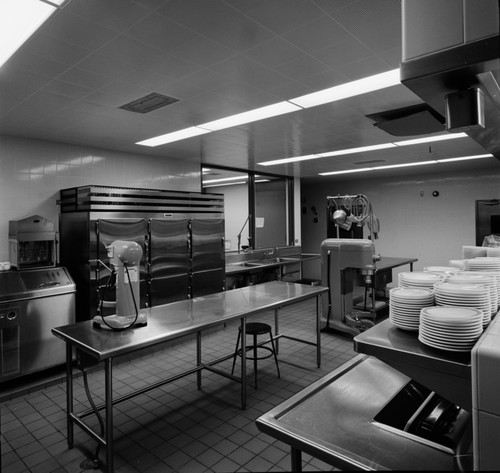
[274,307,280,354]
[197,331,202,389]
[66,344,73,449]
[291,447,302,472]
[316,295,321,368]
[241,317,247,409]
[105,359,114,473]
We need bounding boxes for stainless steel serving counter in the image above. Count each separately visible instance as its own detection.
[256,354,465,471]
[256,316,481,471]
[354,318,472,411]
[52,281,327,473]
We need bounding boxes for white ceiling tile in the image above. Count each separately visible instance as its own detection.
[238,0,324,34]
[273,55,332,80]
[0,0,495,179]
[282,15,354,53]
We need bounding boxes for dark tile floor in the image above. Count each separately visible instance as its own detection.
[1,299,357,472]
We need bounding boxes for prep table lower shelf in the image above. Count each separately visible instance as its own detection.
[256,354,471,471]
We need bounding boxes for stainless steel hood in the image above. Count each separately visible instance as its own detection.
[401,35,500,158]
[400,0,500,158]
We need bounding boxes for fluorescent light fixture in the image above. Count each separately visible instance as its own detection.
[259,154,321,166]
[317,143,396,158]
[203,176,248,184]
[0,0,62,69]
[368,160,436,171]
[203,181,247,188]
[320,168,372,176]
[289,69,401,108]
[258,132,469,166]
[137,127,211,147]
[138,69,400,147]
[394,132,468,146]
[199,101,302,131]
[319,153,494,176]
[436,153,492,163]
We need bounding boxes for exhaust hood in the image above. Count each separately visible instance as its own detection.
[400,0,500,159]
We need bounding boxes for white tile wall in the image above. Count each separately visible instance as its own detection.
[301,165,500,280]
[0,135,201,262]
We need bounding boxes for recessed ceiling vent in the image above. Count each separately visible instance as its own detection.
[119,93,180,114]
[366,103,445,136]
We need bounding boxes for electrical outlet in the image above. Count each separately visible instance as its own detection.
[420,191,424,197]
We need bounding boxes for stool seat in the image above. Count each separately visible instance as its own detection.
[244,322,273,335]
[231,321,280,389]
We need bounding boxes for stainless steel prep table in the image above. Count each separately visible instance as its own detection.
[256,354,464,471]
[52,281,327,473]
[256,318,475,471]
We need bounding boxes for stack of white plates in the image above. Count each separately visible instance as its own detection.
[449,260,466,270]
[399,271,446,289]
[447,272,498,319]
[462,246,487,259]
[389,287,435,331]
[464,257,500,271]
[434,282,491,327]
[462,270,500,308]
[423,266,460,275]
[419,306,484,352]
[486,247,500,257]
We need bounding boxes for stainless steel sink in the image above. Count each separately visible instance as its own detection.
[228,257,299,268]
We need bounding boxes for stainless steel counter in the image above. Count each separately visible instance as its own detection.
[225,253,320,276]
[52,281,327,473]
[354,319,472,411]
[256,354,464,471]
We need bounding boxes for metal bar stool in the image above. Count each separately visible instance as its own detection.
[231,322,280,389]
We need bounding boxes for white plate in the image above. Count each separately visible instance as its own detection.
[420,306,484,321]
[418,334,475,352]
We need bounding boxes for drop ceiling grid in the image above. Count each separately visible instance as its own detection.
[0,0,492,179]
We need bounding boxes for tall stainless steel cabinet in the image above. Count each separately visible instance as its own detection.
[58,186,225,322]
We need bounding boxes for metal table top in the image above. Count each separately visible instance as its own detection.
[52,281,327,361]
[375,256,418,271]
[256,354,463,471]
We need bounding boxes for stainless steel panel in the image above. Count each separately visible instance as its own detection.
[22,293,75,375]
[149,219,189,278]
[150,274,189,306]
[192,268,225,297]
[191,218,224,272]
[0,302,21,377]
[0,267,76,381]
[354,319,472,411]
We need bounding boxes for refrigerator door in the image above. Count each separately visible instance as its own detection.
[93,218,148,316]
[149,218,190,306]
[191,218,225,297]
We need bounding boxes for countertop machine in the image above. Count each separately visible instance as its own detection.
[0,266,75,381]
[92,240,147,330]
[9,214,57,269]
[321,238,381,336]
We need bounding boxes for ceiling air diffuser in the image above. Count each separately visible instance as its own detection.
[119,93,180,114]
[366,103,445,136]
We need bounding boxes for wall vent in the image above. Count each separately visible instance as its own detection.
[119,93,180,114]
